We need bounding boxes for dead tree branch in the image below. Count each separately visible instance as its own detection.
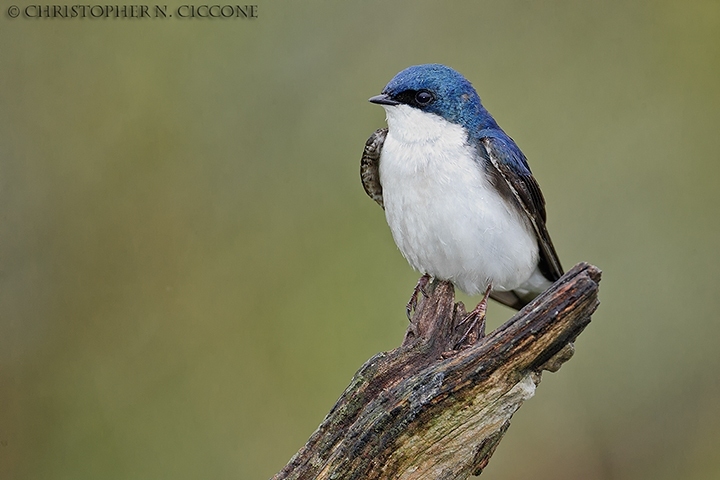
[273,262,601,479]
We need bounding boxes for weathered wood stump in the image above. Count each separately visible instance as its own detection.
[273,262,601,479]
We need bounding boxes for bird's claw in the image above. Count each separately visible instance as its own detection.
[454,284,492,349]
[406,274,431,320]
[454,311,484,349]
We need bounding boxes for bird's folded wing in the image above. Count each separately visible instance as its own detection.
[361,128,387,209]
[480,136,564,282]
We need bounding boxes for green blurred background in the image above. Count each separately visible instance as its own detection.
[2,1,719,479]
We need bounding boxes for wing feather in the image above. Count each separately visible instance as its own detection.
[361,128,387,209]
[480,136,564,283]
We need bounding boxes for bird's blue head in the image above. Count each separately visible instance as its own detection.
[370,64,499,134]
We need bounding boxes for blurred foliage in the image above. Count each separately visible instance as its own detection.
[1,1,719,479]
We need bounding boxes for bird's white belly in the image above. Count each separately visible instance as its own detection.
[379,113,539,295]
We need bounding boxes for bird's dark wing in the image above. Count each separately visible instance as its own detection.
[480,136,564,284]
[361,128,387,209]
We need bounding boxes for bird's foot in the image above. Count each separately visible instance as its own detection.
[455,284,492,349]
[406,274,431,320]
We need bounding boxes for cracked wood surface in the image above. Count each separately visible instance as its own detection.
[272,262,601,480]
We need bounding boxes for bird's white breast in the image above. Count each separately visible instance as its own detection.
[379,105,539,295]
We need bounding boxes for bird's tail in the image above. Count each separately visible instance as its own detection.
[489,291,530,310]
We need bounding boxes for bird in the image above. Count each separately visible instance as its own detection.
[361,64,563,331]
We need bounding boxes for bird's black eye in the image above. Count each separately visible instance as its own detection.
[415,90,434,106]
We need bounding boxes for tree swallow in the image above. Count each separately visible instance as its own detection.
[361,64,563,325]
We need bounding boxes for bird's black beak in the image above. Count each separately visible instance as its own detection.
[369,94,400,106]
